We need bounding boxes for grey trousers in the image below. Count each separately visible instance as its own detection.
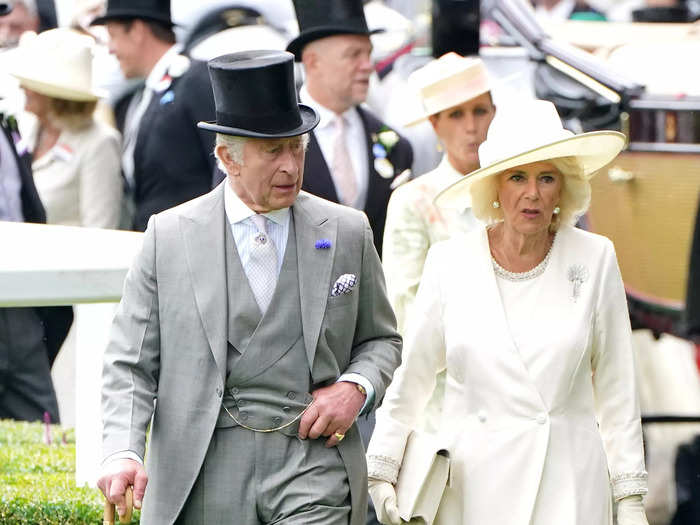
[176,426,351,524]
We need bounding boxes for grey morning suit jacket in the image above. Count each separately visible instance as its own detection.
[101,182,402,524]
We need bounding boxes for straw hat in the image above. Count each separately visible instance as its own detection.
[435,99,626,209]
[9,28,105,101]
[403,52,491,127]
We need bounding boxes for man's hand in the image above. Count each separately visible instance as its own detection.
[298,381,366,447]
[97,458,148,516]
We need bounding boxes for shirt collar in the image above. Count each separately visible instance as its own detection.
[299,84,357,131]
[223,179,290,227]
[145,44,183,90]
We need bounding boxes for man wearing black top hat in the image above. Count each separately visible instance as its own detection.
[0,2,72,423]
[98,50,401,525]
[91,0,216,232]
[288,0,413,257]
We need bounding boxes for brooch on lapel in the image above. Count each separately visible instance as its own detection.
[568,265,589,302]
[315,239,332,250]
[331,274,357,297]
[371,126,400,179]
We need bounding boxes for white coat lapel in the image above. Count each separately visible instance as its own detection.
[180,183,228,383]
[293,192,338,370]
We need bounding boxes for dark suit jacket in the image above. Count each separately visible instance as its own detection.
[684,194,700,339]
[301,106,413,256]
[114,59,216,232]
[0,118,73,367]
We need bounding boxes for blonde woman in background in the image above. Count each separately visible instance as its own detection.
[368,100,649,525]
[11,27,122,228]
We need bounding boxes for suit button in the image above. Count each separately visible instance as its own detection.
[237,399,246,407]
[536,413,547,425]
[239,411,248,421]
[282,406,290,413]
[272,416,282,425]
[231,387,239,395]
[287,392,296,400]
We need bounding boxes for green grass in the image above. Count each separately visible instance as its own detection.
[0,420,140,524]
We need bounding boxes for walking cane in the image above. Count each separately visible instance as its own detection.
[103,486,134,525]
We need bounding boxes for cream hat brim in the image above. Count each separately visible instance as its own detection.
[435,130,626,209]
[14,75,106,102]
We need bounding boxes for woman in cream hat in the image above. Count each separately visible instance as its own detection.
[368,99,649,525]
[10,27,122,228]
[382,52,496,335]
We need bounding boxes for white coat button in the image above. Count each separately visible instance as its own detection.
[536,413,547,425]
[477,410,487,423]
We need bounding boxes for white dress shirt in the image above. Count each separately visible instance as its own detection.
[299,85,369,210]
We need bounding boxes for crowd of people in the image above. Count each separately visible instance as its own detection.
[0,0,671,524]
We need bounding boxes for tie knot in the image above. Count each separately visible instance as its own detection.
[334,114,347,132]
[251,214,268,234]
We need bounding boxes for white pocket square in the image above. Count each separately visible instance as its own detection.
[331,274,357,297]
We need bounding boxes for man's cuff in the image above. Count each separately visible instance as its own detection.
[337,373,375,415]
[102,450,144,466]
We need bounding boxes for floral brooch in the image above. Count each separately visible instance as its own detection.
[568,265,589,302]
[371,126,400,179]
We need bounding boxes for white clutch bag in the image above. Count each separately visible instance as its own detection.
[394,431,451,525]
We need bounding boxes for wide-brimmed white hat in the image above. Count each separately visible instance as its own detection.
[435,99,626,209]
[403,52,491,127]
[9,28,106,102]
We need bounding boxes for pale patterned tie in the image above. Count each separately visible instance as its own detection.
[331,115,358,207]
[122,86,153,189]
[247,214,278,314]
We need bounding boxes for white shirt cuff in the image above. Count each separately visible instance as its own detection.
[102,450,144,466]
[337,373,375,415]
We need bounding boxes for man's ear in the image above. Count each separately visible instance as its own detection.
[216,144,240,176]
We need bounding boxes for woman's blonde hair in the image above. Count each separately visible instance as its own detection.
[469,156,591,232]
[47,97,97,130]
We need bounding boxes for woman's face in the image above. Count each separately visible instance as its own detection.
[497,161,563,236]
[429,92,495,174]
[23,88,50,119]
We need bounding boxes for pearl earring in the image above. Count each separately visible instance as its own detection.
[492,201,500,209]
[553,206,561,215]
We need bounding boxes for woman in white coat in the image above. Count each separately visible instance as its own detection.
[367,99,649,525]
[10,28,122,228]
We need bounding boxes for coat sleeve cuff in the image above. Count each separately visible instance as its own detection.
[367,454,400,484]
[611,471,648,501]
[337,373,375,415]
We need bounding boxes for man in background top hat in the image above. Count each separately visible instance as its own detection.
[0,1,73,424]
[288,0,413,257]
[91,0,216,232]
[97,49,401,525]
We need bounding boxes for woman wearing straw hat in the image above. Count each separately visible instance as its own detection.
[382,52,496,335]
[367,99,649,525]
[10,27,122,228]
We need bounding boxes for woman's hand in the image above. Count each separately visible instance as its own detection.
[368,478,402,525]
[617,495,649,525]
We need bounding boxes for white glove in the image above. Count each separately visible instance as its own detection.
[368,478,402,525]
[617,495,649,525]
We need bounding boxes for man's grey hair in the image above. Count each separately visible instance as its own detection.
[213,133,311,173]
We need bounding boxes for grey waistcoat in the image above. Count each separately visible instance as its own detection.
[216,215,313,435]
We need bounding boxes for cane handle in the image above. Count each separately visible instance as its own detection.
[103,485,133,524]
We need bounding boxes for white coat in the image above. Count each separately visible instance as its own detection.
[367,225,648,525]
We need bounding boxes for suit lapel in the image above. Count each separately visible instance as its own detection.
[180,183,228,382]
[301,132,340,203]
[293,193,338,370]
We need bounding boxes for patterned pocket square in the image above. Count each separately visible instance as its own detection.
[331,274,357,297]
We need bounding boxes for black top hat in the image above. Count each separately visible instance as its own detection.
[197,50,319,138]
[287,0,382,61]
[90,0,173,27]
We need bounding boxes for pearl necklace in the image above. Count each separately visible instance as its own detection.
[491,234,556,282]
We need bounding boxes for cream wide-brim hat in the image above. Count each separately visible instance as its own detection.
[403,52,491,127]
[9,29,106,102]
[435,99,626,209]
